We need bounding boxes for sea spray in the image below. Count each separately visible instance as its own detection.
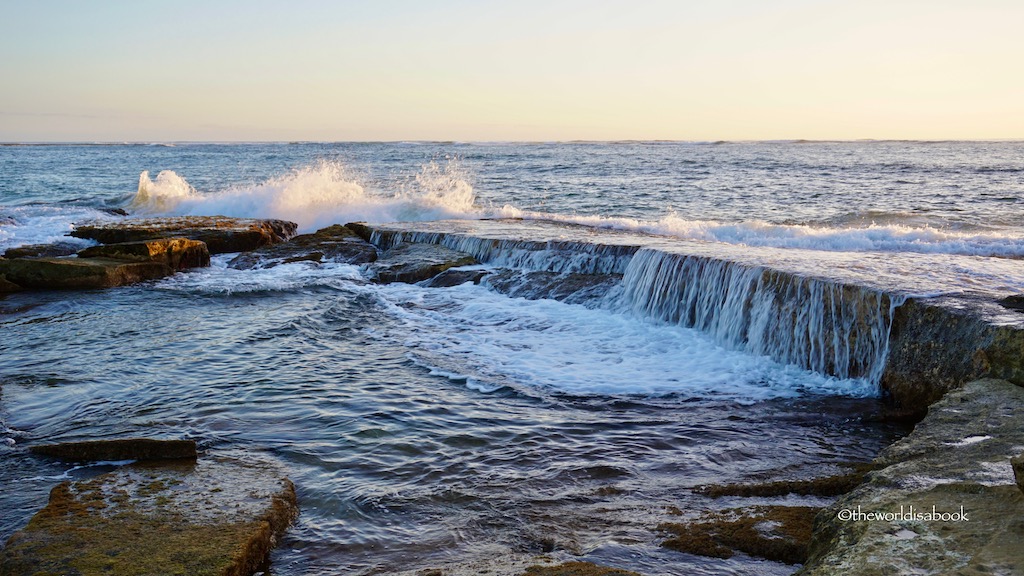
[128,159,486,232]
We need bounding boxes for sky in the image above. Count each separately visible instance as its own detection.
[1,0,1022,141]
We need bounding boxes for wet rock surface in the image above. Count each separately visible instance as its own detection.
[30,438,197,462]
[882,298,1024,415]
[483,270,623,305]
[78,238,211,270]
[521,561,641,576]
[3,242,82,259]
[802,379,1024,575]
[370,242,477,284]
[0,453,297,576]
[0,238,210,292]
[0,257,178,292]
[228,224,377,270]
[421,267,489,287]
[659,505,818,564]
[71,216,297,254]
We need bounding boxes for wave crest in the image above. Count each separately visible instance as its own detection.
[129,159,483,232]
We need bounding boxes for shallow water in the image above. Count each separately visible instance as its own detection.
[1,141,1019,574]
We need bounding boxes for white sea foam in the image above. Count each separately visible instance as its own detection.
[367,281,879,401]
[0,206,104,252]
[507,211,1024,259]
[131,160,486,233]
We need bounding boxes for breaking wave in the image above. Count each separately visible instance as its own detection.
[130,159,506,233]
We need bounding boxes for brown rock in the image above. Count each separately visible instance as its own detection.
[70,216,297,254]
[0,453,297,576]
[1012,454,1024,496]
[0,257,175,290]
[522,561,641,576]
[30,438,198,462]
[78,237,210,270]
[659,505,818,564]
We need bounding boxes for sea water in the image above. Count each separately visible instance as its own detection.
[1,141,1022,574]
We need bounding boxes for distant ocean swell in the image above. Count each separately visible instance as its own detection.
[127,160,1024,259]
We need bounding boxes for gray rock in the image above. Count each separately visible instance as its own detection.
[3,242,82,259]
[228,224,376,269]
[422,268,489,287]
[801,379,1024,575]
[370,243,477,284]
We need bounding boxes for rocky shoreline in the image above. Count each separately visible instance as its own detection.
[2,216,1023,575]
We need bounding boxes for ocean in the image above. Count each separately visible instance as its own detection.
[1,141,1022,575]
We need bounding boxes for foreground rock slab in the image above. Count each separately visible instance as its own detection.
[71,216,297,254]
[0,238,210,292]
[802,379,1024,575]
[30,438,198,462]
[0,454,297,576]
[228,224,377,269]
[370,242,477,284]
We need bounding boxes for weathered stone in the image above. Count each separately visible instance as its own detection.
[998,294,1024,312]
[882,298,1024,415]
[801,379,1024,575]
[3,242,82,259]
[483,270,623,305]
[31,438,197,462]
[422,267,489,287]
[0,275,22,293]
[344,221,374,243]
[1013,454,1024,495]
[521,561,641,576]
[0,454,297,576]
[0,257,173,291]
[659,505,818,564]
[78,238,210,270]
[370,242,477,284]
[228,224,377,270]
[71,216,297,254]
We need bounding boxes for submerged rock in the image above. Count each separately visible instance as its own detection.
[3,242,82,259]
[521,561,641,576]
[421,267,489,287]
[228,224,377,270]
[71,216,297,254]
[659,505,818,564]
[802,379,1024,575]
[695,462,877,498]
[370,242,477,284]
[0,453,297,576]
[483,270,622,304]
[0,238,210,292]
[30,438,197,462]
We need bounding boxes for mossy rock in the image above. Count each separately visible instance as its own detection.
[695,462,877,498]
[521,561,641,576]
[0,454,297,576]
[658,505,818,564]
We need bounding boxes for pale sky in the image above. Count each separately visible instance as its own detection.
[1,0,1021,141]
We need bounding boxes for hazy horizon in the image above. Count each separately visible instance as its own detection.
[2,0,1022,142]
